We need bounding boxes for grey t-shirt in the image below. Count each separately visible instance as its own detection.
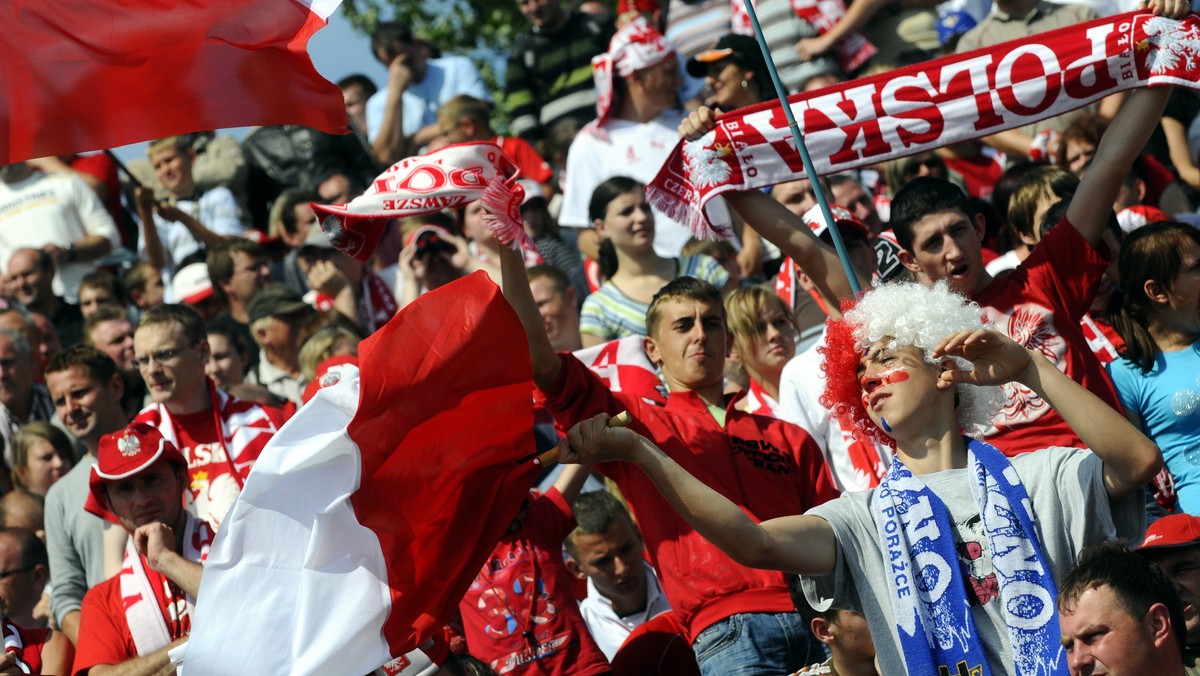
[45,455,108,624]
[802,447,1145,676]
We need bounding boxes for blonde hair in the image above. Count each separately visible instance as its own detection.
[299,326,361,382]
[725,285,794,361]
[147,135,190,157]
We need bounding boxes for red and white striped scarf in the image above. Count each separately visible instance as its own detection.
[2,617,29,674]
[121,513,213,656]
[648,11,1200,240]
[744,378,782,418]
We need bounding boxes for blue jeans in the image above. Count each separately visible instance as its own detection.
[691,612,827,676]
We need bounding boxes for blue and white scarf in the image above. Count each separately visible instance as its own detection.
[871,439,1066,676]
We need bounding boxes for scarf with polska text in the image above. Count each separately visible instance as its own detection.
[647,10,1200,241]
[872,439,1064,676]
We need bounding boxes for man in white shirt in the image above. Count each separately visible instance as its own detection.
[565,489,672,661]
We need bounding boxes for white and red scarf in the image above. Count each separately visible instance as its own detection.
[591,16,676,127]
[573,336,669,407]
[121,514,213,656]
[311,143,531,262]
[648,11,1200,240]
[731,0,875,74]
[313,270,400,335]
[2,616,29,674]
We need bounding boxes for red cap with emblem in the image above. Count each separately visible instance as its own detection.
[85,423,187,525]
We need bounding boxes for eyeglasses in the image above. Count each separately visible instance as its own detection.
[132,343,196,369]
[0,565,35,580]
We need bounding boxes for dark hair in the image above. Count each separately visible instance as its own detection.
[1056,113,1108,172]
[566,490,636,557]
[590,176,645,279]
[1008,166,1078,240]
[1037,199,1071,242]
[0,527,47,569]
[788,573,838,626]
[645,277,724,338]
[992,160,1046,236]
[889,177,974,253]
[527,265,571,298]
[272,189,321,237]
[206,318,252,363]
[80,270,123,299]
[46,344,118,385]
[84,306,132,344]
[1059,540,1186,652]
[336,73,378,100]
[371,22,414,62]
[1112,222,1200,372]
[206,237,266,300]
[137,304,207,345]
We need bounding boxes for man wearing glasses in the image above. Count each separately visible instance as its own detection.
[130,304,284,531]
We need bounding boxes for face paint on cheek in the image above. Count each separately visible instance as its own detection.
[880,417,892,433]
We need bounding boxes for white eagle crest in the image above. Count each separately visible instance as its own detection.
[1141,16,1200,74]
[682,131,735,188]
[117,431,141,457]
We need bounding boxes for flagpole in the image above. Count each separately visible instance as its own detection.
[103,149,144,189]
[738,0,862,295]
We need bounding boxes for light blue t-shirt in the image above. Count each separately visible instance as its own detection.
[1107,342,1200,512]
[365,55,489,142]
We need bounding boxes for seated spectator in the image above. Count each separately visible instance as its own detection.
[0,527,51,629]
[10,422,74,499]
[579,177,730,346]
[207,237,271,329]
[298,325,360,385]
[172,261,226,322]
[1058,541,1187,676]
[0,162,121,306]
[268,189,321,250]
[725,286,797,417]
[134,136,243,279]
[78,271,124,320]
[397,225,473,308]
[458,466,608,675]
[296,228,398,335]
[789,576,877,676]
[121,262,166,319]
[557,280,1159,675]
[0,327,55,477]
[565,489,672,661]
[366,23,489,165]
[204,319,285,411]
[436,95,554,189]
[0,490,45,534]
[1136,514,1200,670]
[1107,222,1200,513]
[686,34,772,112]
[528,265,583,353]
[987,165,1078,276]
[244,284,312,406]
[29,311,62,384]
[5,247,84,347]
[72,424,213,676]
[84,307,137,376]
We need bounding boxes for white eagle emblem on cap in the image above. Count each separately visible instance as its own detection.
[117,431,141,458]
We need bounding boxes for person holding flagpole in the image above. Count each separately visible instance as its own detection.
[557,280,1161,675]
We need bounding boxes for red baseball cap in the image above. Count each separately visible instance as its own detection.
[1137,513,1200,551]
[85,423,187,525]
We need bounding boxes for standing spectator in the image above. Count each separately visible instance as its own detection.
[366,23,489,165]
[725,286,797,418]
[504,0,612,147]
[528,265,583,352]
[1136,514,1200,672]
[0,527,51,629]
[560,17,730,258]
[579,177,729,346]
[338,73,379,142]
[244,285,311,407]
[78,271,124,321]
[1107,222,1200,512]
[0,162,121,304]
[121,262,166,318]
[206,237,271,329]
[437,95,554,188]
[131,305,283,530]
[43,346,129,644]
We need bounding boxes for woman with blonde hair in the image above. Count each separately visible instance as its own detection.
[725,286,797,417]
[11,422,75,498]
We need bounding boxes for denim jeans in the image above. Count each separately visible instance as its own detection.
[691,611,827,676]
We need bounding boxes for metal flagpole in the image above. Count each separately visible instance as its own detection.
[738,0,862,295]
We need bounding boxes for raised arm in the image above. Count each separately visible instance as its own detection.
[559,413,838,575]
[935,330,1162,502]
[1067,86,1172,246]
[498,243,563,391]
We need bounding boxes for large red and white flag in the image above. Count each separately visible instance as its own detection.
[1,0,347,164]
[182,271,539,676]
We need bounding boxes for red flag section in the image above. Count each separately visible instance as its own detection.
[0,0,348,164]
[185,271,539,675]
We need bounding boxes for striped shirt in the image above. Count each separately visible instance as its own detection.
[580,256,730,340]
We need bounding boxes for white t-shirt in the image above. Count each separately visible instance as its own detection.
[559,111,731,258]
[0,171,122,302]
[365,56,489,142]
[577,562,672,661]
[140,187,243,281]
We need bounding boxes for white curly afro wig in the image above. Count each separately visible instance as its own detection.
[821,281,1004,440]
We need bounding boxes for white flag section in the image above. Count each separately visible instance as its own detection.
[178,272,538,676]
[179,369,433,675]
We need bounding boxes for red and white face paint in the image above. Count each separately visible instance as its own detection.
[860,367,910,433]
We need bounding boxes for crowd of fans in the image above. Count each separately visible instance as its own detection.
[1,0,1199,672]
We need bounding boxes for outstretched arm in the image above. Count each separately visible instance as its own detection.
[559,413,838,575]
[680,107,868,313]
[498,243,563,391]
[935,330,1161,502]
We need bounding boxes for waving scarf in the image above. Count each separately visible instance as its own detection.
[872,439,1063,676]
[647,11,1200,239]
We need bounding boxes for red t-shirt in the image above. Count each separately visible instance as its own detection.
[494,136,554,184]
[6,623,51,675]
[973,218,1122,455]
[73,563,190,675]
[459,488,610,676]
